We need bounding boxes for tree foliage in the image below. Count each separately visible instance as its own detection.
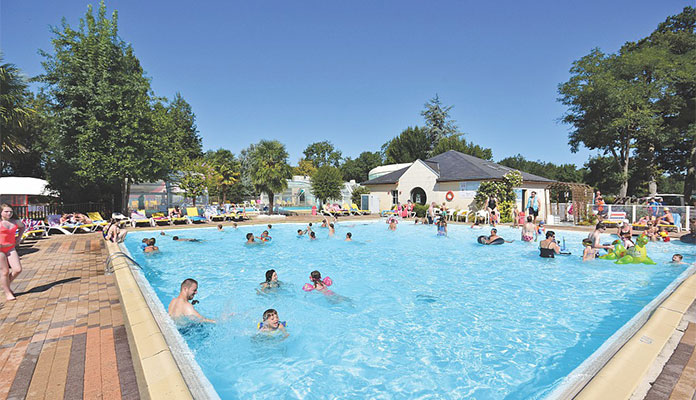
[340,151,383,182]
[303,141,342,168]
[247,140,292,211]
[310,165,343,205]
[382,126,430,164]
[203,149,240,204]
[421,94,458,153]
[474,170,523,208]
[431,135,493,160]
[294,159,317,176]
[350,185,370,205]
[175,158,208,205]
[0,59,34,160]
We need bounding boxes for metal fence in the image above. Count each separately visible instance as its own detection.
[11,203,111,221]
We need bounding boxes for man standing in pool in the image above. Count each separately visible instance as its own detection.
[168,278,215,323]
[588,223,612,250]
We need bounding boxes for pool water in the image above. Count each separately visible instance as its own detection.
[124,222,690,399]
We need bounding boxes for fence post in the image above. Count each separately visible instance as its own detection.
[687,207,691,231]
[632,205,636,223]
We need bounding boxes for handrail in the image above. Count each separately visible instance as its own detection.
[105,251,141,274]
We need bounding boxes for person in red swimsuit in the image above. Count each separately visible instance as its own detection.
[0,204,25,301]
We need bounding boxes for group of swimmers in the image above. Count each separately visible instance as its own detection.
[168,268,344,337]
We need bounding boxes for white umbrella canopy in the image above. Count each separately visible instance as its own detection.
[0,177,59,196]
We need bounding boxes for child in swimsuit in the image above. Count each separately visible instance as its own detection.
[258,309,288,337]
[258,269,281,293]
[582,238,597,261]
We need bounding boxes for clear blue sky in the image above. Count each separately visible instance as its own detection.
[2,0,691,167]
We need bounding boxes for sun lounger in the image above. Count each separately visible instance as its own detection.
[602,211,628,227]
[185,207,207,224]
[19,219,48,239]
[166,208,188,225]
[205,206,226,222]
[86,212,109,230]
[130,210,154,227]
[150,212,172,226]
[46,214,91,235]
[351,203,370,215]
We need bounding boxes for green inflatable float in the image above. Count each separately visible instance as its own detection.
[615,235,656,265]
[599,240,626,260]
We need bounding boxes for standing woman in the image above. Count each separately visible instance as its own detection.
[0,204,25,301]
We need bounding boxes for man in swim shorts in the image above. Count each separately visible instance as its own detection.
[168,278,215,323]
[588,223,612,250]
[527,191,540,223]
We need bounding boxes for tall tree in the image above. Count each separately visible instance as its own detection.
[303,141,342,168]
[204,149,240,204]
[248,140,292,212]
[421,94,459,154]
[310,165,343,205]
[0,59,34,172]
[340,151,383,182]
[559,47,661,197]
[175,157,208,206]
[382,126,430,164]
[37,1,159,209]
[151,94,202,180]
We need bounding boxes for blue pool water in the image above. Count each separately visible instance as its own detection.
[124,222,690,399]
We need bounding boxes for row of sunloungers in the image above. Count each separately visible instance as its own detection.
[600,211,682,232]
[320,203,371,217]
[17,211,111,239]
[128,207,250,227]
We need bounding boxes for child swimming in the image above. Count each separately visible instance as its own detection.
[258,269,281,293]
[582,238,597,261]
[257,309,288,338]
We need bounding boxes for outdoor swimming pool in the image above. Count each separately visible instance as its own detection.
[124,222,690,399]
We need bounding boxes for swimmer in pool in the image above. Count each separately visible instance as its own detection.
[257,230,271,242]
[328,223,335,237]
[258,269,281,293]
[437,218,447,236]
[582,238,598,261]
[539,231,561,258]
[671,254,685,264]
[217,224,223,231]
[143,238,159,253]
[246,233,261,245]
[521,216,536,242]
[258,309,288,337]
[388,219,397,231]
[139,238,148,250]
[480,229,513,244]
[309,231,317,240]
[345,232,352,241]
[173,236,201,242]
[297,229,306,237]
[168,278,215,323]
[267,224,272,230]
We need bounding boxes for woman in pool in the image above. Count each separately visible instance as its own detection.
[539,231,562,258]
[521,216,536,242]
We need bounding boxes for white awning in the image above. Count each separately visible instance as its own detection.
[0,177,59,196]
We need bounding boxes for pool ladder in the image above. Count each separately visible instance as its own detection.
[105,252,141,274]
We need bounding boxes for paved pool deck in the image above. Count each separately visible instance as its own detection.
[0,234,139,399]
[0,218,693,399]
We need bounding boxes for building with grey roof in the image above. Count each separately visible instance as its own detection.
[362,150,554,221]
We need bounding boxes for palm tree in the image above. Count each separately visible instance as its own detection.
[248,140,292,212]
[0,59,33,169]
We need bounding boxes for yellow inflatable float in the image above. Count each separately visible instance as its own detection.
[615,235,656,265]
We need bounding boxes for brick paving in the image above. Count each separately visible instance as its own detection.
[0,234,139,400]
[644,300,696,400]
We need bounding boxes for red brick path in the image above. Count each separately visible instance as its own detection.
[0,234,139,400]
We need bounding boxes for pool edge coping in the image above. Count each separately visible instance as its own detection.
[106,241,220,400]
[547,264,696,400]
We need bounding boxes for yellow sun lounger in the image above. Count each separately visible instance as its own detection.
[168,208,189,225]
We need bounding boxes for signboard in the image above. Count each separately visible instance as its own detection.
[459,181,480,198]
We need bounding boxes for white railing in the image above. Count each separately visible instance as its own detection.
[584,203,693,231]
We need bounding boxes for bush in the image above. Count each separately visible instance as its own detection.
[414,204,429,217]
[498,201,513,223]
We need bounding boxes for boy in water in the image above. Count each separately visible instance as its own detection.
[345,232,352,241]
[246,233,260,244]
[671,254,685,264]
[217,224,223,231]
[258,309,288,337]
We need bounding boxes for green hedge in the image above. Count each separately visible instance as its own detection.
[414,204,429,217]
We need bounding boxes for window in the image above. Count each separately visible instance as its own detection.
[391,190,398,205]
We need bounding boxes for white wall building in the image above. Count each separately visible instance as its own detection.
[362,150,554,220]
